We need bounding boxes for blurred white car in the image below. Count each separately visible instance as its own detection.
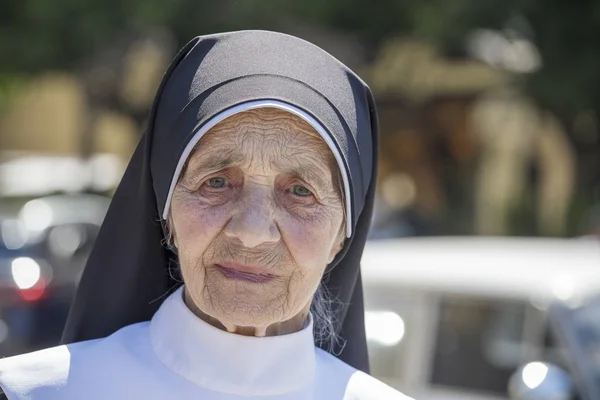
[361,236,600,400]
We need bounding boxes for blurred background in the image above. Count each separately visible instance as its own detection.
[1,1,600,399]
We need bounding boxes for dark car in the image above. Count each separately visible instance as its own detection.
[0,242,68,356]
[0,193,110,356]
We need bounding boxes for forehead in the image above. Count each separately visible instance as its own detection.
[186,108,337,173]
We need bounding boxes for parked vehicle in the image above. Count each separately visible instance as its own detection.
[0,241,60,356]
[361,236,600,400]
[0,193,110,356]
[17,193,111,284]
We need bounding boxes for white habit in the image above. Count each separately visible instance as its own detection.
[0,286,411,399]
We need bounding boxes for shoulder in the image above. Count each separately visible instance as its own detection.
[0,343,83,399]
[340,370,414,400]
[314,349,414,400]
[0,322,149,400]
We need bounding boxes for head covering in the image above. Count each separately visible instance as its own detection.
[62,30,379,373]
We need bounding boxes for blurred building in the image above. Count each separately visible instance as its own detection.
[367,38,577,238]
[0,33,173,199]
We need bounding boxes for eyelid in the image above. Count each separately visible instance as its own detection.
[200,173,234,191]
[288,177,313,191]
[202,168,237,181]
[207,176,228,186]
[287,183,319,201]
[291,183,310,193]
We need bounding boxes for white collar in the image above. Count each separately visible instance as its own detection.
[149,286,316,396]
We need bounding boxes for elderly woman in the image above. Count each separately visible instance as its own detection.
[0,31,411,399]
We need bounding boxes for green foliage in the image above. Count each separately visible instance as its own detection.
[1,0,599,118]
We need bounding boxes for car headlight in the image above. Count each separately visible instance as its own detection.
[365,311,406,346]
[11,257,41,290]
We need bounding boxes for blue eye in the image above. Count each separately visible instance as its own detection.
[207,177,228,188]
[291,185,312,197]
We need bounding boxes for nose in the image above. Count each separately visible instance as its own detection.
[223,190,281,248]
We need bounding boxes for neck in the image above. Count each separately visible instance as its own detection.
[183,287,310,337]
[149,286,317,395]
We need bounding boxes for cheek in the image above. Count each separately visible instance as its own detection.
[171,193,231,260]
[278,208,343,269]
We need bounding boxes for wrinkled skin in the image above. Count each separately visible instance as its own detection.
[170,108,345,337]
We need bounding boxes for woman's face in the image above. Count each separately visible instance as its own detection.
[170,108,345,334]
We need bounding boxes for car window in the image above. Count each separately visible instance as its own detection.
[429,296,527,395]
[550,297,600,399]
[539,321,570,369]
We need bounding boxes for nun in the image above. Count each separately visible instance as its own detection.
[0,30,412,400]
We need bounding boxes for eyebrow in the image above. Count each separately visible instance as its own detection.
[185,150,333,189]
[293,166,329,189]
[272,158,331,189]
[184,151,244,178]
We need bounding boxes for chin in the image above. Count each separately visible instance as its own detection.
[188,274,304,329]
[213,293,289,326]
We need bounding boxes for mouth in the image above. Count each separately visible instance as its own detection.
[214,263,276,283]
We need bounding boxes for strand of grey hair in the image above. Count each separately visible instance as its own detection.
[311,281,346,355]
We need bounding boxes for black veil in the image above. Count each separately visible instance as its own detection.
[62,30,379,373]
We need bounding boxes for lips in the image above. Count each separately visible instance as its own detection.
[214,263,275,283]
